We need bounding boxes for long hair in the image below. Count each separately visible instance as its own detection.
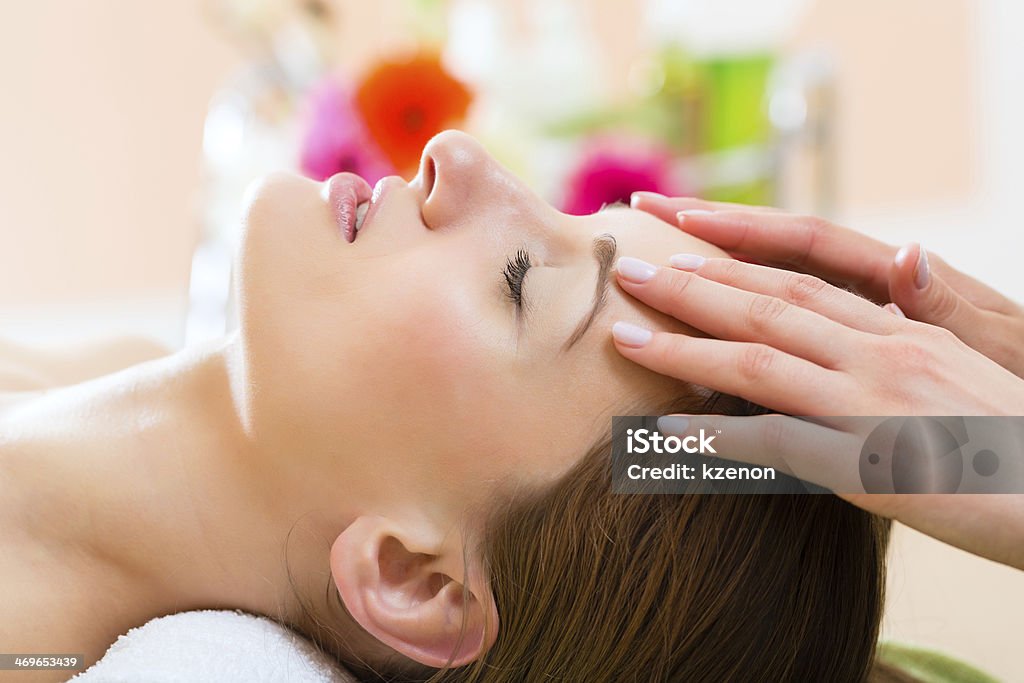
[292,389,896,683]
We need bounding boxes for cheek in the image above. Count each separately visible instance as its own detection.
[310,258,511,435]
[340,268,536,496]
[365,281,498,417]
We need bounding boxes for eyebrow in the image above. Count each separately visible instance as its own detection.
[561,233,618,352]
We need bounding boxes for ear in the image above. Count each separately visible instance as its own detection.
[330,516,499,668]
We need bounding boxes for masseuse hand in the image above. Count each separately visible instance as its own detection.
[609,253,1024,570]
[631,192,1024,378]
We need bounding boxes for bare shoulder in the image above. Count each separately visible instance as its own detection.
[0,335,172,391]
[0,539,130,682]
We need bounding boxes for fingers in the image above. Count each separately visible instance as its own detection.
[891,242,1022,318]
[686,212,901,300]
[670,256,903,336]
[656,413,864,493]
[634,203,898,303]
[890,243,983,329]
[926,249,1022,315]
[629,191,781,228]
[611,322,851,415]
[633,193,1021,317]
[889,243,1024,376]
[614,257,866,368]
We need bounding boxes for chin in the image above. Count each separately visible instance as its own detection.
[235,171,347,322]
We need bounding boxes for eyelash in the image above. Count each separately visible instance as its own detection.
[502,248,532,308]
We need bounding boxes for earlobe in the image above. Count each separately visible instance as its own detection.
[330,516,498,668]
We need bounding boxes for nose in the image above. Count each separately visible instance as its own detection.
[415,130,542,230]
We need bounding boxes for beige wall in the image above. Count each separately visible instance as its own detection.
[792,0,976,207]
[884,524,1023,681]
[0,1,238,309]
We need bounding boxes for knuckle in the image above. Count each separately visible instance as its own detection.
[663,270,695,304]
[918,320,959,345]
[711,258,744,284]
[789,215,829,267]
[803,214,832,235]
[650,334,680,369]
[760,417,790,456]
[738,344,776,382]
[927,287,962,324]
[884,335,935,374]
[784,273,828,306]
[746,294,789,331]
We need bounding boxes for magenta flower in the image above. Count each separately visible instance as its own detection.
[561,138,678,215]
[298,78,395,183]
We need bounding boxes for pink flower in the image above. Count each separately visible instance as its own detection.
[561,138,679,216]
[298,78,395,183]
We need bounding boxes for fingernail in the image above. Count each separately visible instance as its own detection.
[630,190,664,208]
[615,256,658,283]
[914,247,930,289]
[894,244,913,268]
[669,253,706,271]
[612,321,653,347]
[676,209,714,222]
[884,303,906,318]
[657,415,689,436]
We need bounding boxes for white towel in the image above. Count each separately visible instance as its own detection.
[68,609,358,683]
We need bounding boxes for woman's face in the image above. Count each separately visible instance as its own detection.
[235,130,727,519]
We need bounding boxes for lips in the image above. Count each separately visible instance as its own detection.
[324,172,373,243]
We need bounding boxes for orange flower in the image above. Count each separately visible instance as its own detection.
[354,52,472,174]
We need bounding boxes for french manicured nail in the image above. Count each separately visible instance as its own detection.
[914,247,930,289]
[894,244,912,268]
[895,243,928,290]
[884,303,906,318]
[676,209,714,222]
[669,253,706,271]
[657,415,690,435]
[615,256,658,283]
[612,321,653,347]
[630,191,665,208]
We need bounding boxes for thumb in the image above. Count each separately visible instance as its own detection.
[889,243,983,333]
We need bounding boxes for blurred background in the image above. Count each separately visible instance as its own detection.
[1,1,1021,678]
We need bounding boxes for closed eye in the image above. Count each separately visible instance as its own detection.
[502,248,532,308]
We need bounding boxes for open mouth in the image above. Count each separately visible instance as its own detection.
[354,201,369,233]
[323,172,374,243]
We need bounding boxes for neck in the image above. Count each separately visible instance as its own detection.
[0,334,358,660]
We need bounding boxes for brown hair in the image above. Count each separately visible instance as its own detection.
[292,391,894,682]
